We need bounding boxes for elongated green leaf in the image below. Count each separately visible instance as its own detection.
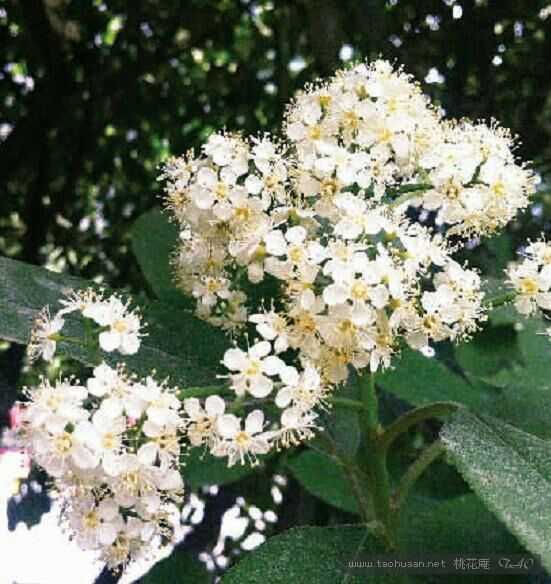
[400,494,523,554]
[221,525,395,584]
[131,207,188,306]
[0,256,227,387]
[286,449,361,515]
[441,410,551,571]
[222,493,524,584]
[378,349,499,410]
[141,550,210,583]
[399,495,525,583]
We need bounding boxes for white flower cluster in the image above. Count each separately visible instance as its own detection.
[413,120,534,236]
[27,288,144,363]
[21,363,184,568]
[507,239,551,317]
[18,60,535,568]
[159,60,532,463]
[162,133,290,332]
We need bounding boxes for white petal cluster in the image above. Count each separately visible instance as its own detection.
[20,364,184,568]
[161,59,533,460]
[507,239,551,316]
[27,288,145,362]
[161,133,291,332]
[415,120,535,236]
[182,355,319,467]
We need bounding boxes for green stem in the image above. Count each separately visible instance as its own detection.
[328,396,366,411]
[484,291,516,309]
[228,395,247,413]
[314,432,372,523]
[359,372,394,548]
[52,334,83,345]
[393,439,445,510]
[389,183,433,208]
[380,401,461,452]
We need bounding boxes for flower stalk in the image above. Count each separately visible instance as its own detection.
[359,372,395,548]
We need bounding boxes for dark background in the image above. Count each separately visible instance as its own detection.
[1,1,550,581]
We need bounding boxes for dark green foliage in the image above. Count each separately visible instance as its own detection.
[0,255,228,386]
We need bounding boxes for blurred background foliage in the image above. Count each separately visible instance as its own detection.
[1,1,551,581]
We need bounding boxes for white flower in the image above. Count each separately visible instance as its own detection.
[272,407,317,448]
[137,419,180,466]
[24,378,88,434]
[27,307,65,363]
[87,363,146,419]
[70,497,124,550]
[32,426,98,476]
[183,395,226,447]
[222,341,284,398]
[275,365,326,411]
[249,310,289,353]
[136,377,181,426]
[508,258,551,316]
[89,296,143,355]
[213,410,271,466]
[76,409,126,471]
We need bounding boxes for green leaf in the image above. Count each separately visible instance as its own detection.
[485,319,551,438]
[455,324,521,383]
[441,410,551,571]
[514,318,551,388]
[141,550,209,583]
[221,525,396,584]
[0,256,228,387]
[378,349,499,410]
[131,207,187,306]
[222,492,525,584]
[400,494,523,554]
[399,494,525,583]
[286,449,361,515]
[312,373,362,459]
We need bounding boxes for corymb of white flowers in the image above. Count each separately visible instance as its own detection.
[163,60,533,421]
[20,60,537,568]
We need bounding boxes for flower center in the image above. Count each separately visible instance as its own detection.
[288,246,304,263]
[342,111,359,130]
[319,94,332,108]
[519,277,539,296]
[234,207,252,222]
[245,360,262,377]
[215,182,229,199]
[45,394,61,410]
[320,178,340,198]
[351,281,369,300]
[235,431,251,447]
[54,432,73,455]
[113,319,128,333]
[83,511,99,530]
[492,181,506,197]
[308,125,322,140]
[157,433,178,450]
[102,432,118,450]
[378,128,392,143]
